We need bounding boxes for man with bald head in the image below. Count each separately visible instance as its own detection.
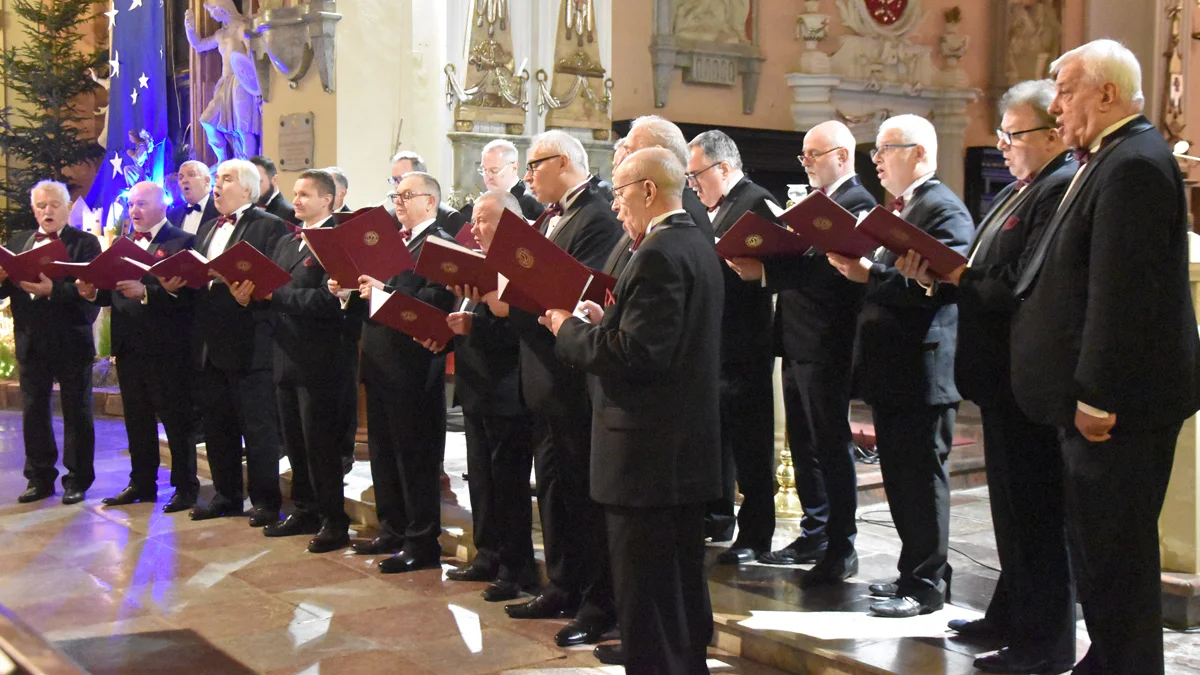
[734,121,876,583]
[545,147,723,674]
[79,182,199,512]
[2,181,101,504]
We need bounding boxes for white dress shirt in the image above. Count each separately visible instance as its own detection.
[180,194,211,235]
[205,204,250,258]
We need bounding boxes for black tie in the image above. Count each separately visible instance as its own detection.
[185,203,202,214]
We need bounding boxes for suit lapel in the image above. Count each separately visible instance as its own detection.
[968,184,1024,262]
[550,190,591,246]
[712,178,750,236]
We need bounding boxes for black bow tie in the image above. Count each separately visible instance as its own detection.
[185,203,202,214]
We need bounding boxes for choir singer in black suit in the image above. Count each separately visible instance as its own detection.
[898,79,1077,675]
[250,156,298,225]
[687,129,778,563]
[2,181,101,505]
[731,120,875,585]
[168,160,219,235]
[828,114,973,618]
[544,147,724,675]
[458,139,545,223]
[80,181,200,514]
[388,151,469,237]
[188,159,291,526]
[230,169,352,553]
[1010,40,1199,675]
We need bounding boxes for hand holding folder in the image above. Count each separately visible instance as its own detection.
[855,206,968,277]
[413,237,498,295]
[368,287,454,344]
[769,192,879,259]
[484,209,594,312]
[128,249,211,288]
[0,238,70,285]
[715,212,811,260]
[303,207,415,288]
[51,237,154,290]
[207,240,293,300]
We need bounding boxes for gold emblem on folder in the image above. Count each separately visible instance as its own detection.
[516,247,535,269]
[813,217,833,231]
[401,311,418,322]
[745,234,764,248]
[892,230,910,242]
[236,260,252,272]
[38,256,51,265]
[363,231,380,246]
[441,262,459,275]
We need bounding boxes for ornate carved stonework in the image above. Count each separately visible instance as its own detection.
[538,0,613,136]
[246,0,342,102]
[445,0,530,133]
[988,0,1062,120]
[650,0,764,114]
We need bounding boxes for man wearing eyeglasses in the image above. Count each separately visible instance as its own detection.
[387,150,468,236]
[498,130,622,650]
[685,129,779,563]
[827,114,973,619]
[735,120,875,586]
[459,139,544,223]
[895,79,1077,674]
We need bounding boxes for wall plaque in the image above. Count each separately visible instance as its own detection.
[277,112,315,170]
[683,54,739,86]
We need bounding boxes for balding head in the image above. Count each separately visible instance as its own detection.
[802,121,857,189]
[128,181,168,232]
[612,147,685,239]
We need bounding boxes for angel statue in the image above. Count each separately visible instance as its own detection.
[185,0,262,162]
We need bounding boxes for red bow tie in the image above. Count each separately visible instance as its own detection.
[216,215,236,228]
[400,228,413,243]
[707,197,724,214]
[34,231,59,242]
[544,202,564,219]
[889,197,906,213]
[1071,148,1091,165]
[294,232,305,241]
[630,231,646,252]
[132,231,153,242]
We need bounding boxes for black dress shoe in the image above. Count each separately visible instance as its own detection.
[504,593,575,619]
[593,643,625,666]
[162,493,196,514]
[554,620,609,647]
[704,516,735,543]
[799,551,858,588]
[248,507,280,528]
[446,560,497,582]
[189,497,244,521]
[757,536,828,565]
[973,647,1074,674]
[62,489,86,505]
[102,485,156,506]
[869,594,943,618]
[378,550,441,574]
[263,513,320,537]
[482,580,523,602]
[307,524,350,554]
[716,547,759,565]
[17,485,53,504]
[868,580,899,597]
[948,618,1005,639]
[352,534,405,555]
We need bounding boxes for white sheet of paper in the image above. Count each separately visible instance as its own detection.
[368,286,392,318]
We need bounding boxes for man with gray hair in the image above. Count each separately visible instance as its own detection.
[686,128,778,563]
[1009,39,1199,674]
[170,160,219,234]
[828,114,973,618]
[624,116,711,238]
[388,150,469,236]
[460,138,544,223]
[2,180,101,504]
[324,166,350,212]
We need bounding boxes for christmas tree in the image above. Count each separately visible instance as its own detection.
[0,0,106,234]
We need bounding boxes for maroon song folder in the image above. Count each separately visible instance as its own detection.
[715,212,811,260]
[51,237,155,289]
[580,270,618,306]
[368,288,454,344]
[0,238,71,284]
[303,207,414,288]
[131,249,211,288]
[774,191,879,258]
[332,207,375,225]
[855,206,968,277]
[413,236,499,295]
[485,209,593,312]
[207,240,293,300]
[455,223,483,251]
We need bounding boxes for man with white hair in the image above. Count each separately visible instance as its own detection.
[498,129,622,648]
[1010,39,1199,674]
[388,150,469,236]
[828,114,973,618]
[739,120,876,586]
[1,180,101,504]
[459,139,544,223]
[624,116,711,239]
[188,158,291,527]
[169,160,219,234]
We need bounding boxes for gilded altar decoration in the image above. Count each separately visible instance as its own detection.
[539,0,614,138]
[445,0,529,134]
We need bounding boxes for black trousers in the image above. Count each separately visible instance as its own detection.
[116,353,198,497]
[198,364,282,510]
[20,355,94,491]
[709,360,776,550]
[277,382,349,528]
[365,381,445,558]
[464,412,535,581]
[533,411,615,628]
[870,402,956,601]
[783,358,857,552]
[978,398,1074,660]
[337,343,359,463]
[607,502,711,675]
[1062,422,1180,675]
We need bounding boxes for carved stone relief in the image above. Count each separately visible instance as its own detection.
[988,0,1062,120]
[651,0,763,114]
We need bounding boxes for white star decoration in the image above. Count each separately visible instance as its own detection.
[130,89,138,105]
[138,73,148,89]
[109,51,120,78]
[110,155,123,179]
[104,5,118,28]
[129,0,142,9]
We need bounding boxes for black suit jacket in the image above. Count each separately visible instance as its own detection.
[556,212,724,507]
[192,207,292,372]
[1011,116,1200,429]
[167,198,220,231]
[453,302,524,417]
[682,187,715,242]
[460,181,545,223]
[0,226,101,365]
[95,224,196,361]
[508,185,623,417]
[589,174,615,204]
[358,224,457,397]
[435,203,468,237]
[953,152,1075,406]
[764,175,875,366]
[854,177,974,407]
[709,177,778,366]
[268,217,349,387]
[262,192,297,225]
